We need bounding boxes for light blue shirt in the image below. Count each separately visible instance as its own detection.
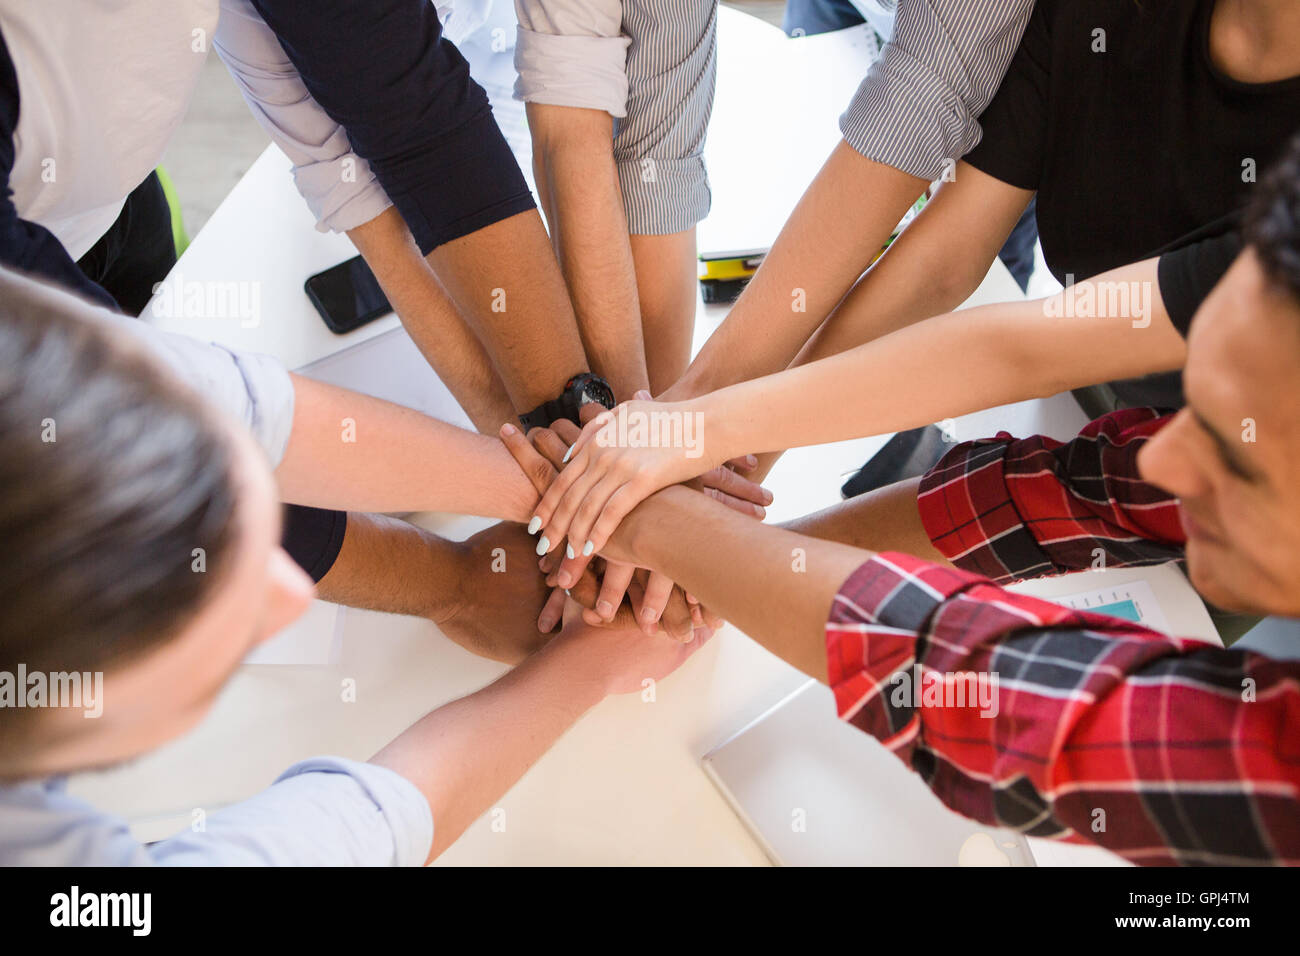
[0,758,433,866]
[5,292,431,867]
[84,297,297,467]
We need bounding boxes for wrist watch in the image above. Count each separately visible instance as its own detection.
[519,372,616,432]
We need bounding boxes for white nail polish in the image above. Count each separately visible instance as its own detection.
[566,543,575,560]
[562,445,574,464]
[582,540,595,556]
[536,536,550,556]
[527,516,542,535]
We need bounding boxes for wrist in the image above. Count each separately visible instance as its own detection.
[617,486,696,571]
[663,368,708,403]
[422,533,474,626]
[541,627,619,703]
[487,439,540,523]
[697,390,745,468]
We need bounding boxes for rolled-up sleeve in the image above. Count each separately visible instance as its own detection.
[215,0,392,235]
[102,307,296,466]
[513,0,631,117]
[149,758,434,866]
[840,0,1035,181]
[250,0,535,254]
[614,0,716,234]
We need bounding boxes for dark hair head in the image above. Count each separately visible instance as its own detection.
[0,270,240,681]
[1245,131,1300,305]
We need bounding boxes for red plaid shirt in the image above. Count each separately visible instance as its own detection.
[826,410,1300,865]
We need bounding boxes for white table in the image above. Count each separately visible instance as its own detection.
[70,10,1138,866]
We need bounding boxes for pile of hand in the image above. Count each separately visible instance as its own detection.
[499,399,772,645]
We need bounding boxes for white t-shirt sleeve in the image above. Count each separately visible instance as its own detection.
[149,758,434,867]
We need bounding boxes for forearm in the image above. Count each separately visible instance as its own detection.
[780,167,1033,368]
[632,230,698,393]
[277,373,536,521]
[346,209,515,432]
[669,142,925,398]
[622,487,869,679]
[697,258,1185,465]
[314,512,465,619]
[529,103,650,401]
[426,210,589,413]
[371,632,608,862]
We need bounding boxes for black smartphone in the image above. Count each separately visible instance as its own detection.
[304,255,392,334]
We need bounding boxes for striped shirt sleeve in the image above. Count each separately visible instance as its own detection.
[511,0,716,234]
[839,0,1035,181]
[613,0,717,234]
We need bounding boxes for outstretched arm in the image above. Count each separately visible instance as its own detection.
[527,254,1184,561]
[667,142,929,399]
[372,599,707,863]
[275,372,536,522]
[668,0,1038,399]
[691,257,1184,462]
[503,433,1300,865]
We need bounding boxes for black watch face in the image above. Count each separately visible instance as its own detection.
[578,379,615,410]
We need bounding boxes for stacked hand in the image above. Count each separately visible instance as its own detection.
[522,393,762,572]
[501,398,771,639]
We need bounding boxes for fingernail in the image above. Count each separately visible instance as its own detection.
[527,516,542,535]
[763,490,774,504]
[582,540,595,556]
[536,535,550,555]
[562,445,574,464]
[566,543,575,560]
[501,423,517,436]
[746,455,757,467]
[557,570,572,588]
[642,607,658,624]
[538,616,555,632]
[597,600,614,618]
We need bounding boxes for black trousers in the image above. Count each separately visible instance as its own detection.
[77,172,348,582]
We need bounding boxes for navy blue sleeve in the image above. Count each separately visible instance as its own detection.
[0,27,118,310]
[249,0,536,254]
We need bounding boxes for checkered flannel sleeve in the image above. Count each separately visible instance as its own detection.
[917,408,1186,585]
[826,552,1300,865]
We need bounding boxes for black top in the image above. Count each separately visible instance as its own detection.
[0,1,536,306]
[1158,228,1243,337]
[966,0,1300,401]
[250,0,535,255]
